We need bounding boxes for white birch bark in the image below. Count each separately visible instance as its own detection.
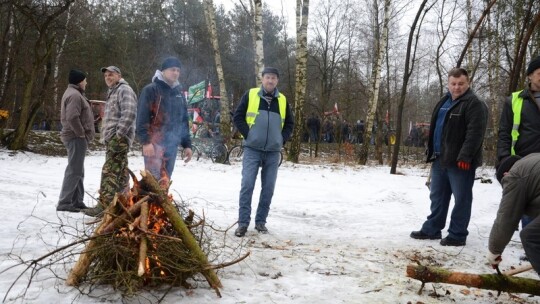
[289,0,309,162]
[203,0,231,141]
[358,0,391,165]
[253,0,264,86]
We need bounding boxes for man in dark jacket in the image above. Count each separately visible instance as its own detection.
[487,154,540,277]
[496,55,540,228]
[136,57,192,182]
[233,67,294,237]
[411,68,488,246]
[57,69,95,213]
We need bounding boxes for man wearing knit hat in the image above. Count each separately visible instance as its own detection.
[84,66,137,217]
[487,153,540,277]
[136,57,192,182]
[496,55,540,228]
[57,69,95,213]
[232,66,295,237]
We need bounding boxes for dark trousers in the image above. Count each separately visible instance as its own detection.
[58,138,87,208]
[520,215,540,276]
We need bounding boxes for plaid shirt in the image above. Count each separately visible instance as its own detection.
[101,79,137,145]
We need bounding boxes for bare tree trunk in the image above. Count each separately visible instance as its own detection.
[0,6,14,105]
[435,1,458,96]
[455,0,497,68]
[486,2,501,164]
[253,0,264,86]
[508,8,540,93]
[358,0,390,165]
[406,264,540,296]
[390,0,433,174]
[289,0,310,163]
[7,0,75,150]
[53,5,72,115]
[203,0,231,142]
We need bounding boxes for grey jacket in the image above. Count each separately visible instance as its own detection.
[60,84,95,144]
[100,79,137,145]
[233,87,294,152]
[488,153,540,254]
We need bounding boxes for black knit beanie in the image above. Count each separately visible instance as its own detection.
[496,155,522,184]
[161,57,182,71]
[69,69,87,85]
[526,56,540,75]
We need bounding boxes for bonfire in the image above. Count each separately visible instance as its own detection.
[65,169,241,297]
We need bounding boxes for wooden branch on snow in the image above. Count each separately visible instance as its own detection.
[406,264,540,296]
[137,201,149,277]
[140,170,223,291]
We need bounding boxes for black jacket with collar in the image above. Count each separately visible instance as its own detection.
[426,89,488,168]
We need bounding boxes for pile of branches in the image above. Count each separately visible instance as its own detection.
[66,170,241,297]
[1,170,250,303]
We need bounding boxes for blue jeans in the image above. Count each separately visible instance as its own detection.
[238,146,280,227]
[143,144,178,180]
[421,159,476,241]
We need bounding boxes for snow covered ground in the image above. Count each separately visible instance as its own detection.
[0,149,538,304]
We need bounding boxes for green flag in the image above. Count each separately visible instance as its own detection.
[188,81,205,104]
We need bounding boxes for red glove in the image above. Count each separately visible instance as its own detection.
[457,161,470,170]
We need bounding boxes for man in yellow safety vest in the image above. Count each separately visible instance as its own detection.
[497,55,540,229]
[232,67,294,237]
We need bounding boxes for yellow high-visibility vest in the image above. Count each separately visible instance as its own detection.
[246,88,286,128]
[510,90,524,156]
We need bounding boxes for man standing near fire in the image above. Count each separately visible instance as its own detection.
[136,57,192,182]
[84,66,137,217]
[57,69,95,213]
[232,67,294,237]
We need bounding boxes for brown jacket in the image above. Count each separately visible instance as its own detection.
[60,84,95,143]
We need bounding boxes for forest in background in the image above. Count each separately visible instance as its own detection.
[0,0,539,165]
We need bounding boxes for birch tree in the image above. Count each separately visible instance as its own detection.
[358,0,391,165]
[288,0,309,163]
[203,0,231,141]
[253,0,264,86]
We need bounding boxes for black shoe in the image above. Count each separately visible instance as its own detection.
[410,230,441,240]
[235,226,248,237]
[83,205,104,218]
[440,236,466,246]
[56,204,81,213]
[73,203,89,210]
[255,223,268,234]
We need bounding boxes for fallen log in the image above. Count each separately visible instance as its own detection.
[406,264,540,296]
[140,170,223,290]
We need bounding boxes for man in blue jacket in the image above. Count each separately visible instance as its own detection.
[411,68,488,246]
[233,67,294,237]
[136,57,192,183]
